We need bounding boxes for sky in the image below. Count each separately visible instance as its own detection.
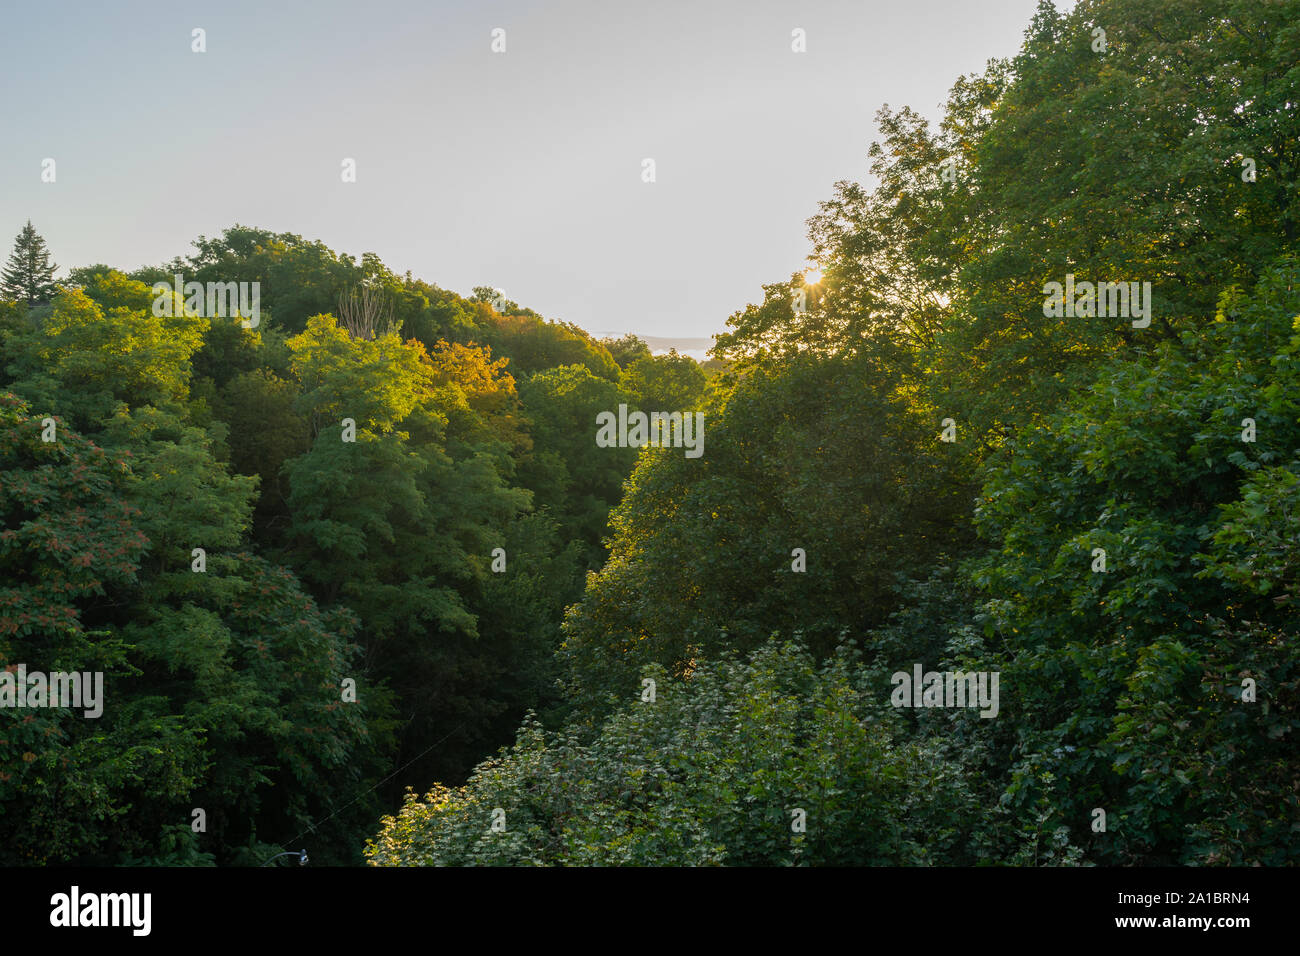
[0,0,1072,341]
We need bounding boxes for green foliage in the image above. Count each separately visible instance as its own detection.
[619,350,707,411]
[967,257,1300,864]
[600,333,651,371]
[517,364,637,567]
[365,640,980,866]
[480,313,620,382]
[0,391,390,864]
[7,0,1299,869]
[5,285,206,430]
[561,348,974,715]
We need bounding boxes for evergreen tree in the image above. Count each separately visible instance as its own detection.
[1,220,60,305]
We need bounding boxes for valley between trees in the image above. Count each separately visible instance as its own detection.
[3,0,1298,866]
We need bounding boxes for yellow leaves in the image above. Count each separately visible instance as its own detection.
[37,287,205,406]
[425,339,516,397]
[288,313,435,433]
[85,269,155,312]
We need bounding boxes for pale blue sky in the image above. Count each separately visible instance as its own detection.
[1,0,1070,338]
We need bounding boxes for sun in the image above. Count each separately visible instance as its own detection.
[803,267,823,285]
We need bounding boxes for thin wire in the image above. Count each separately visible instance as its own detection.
[277,723,467,854]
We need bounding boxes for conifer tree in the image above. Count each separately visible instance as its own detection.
[1,220,59,305]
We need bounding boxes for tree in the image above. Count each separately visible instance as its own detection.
[3,284,206,432]
[966,257,1300,864]
[0,392,150,863]
[337,283,398,341]
[1,222,59,306]
[365,640,981,866]
[479,313,620,382]
[516,364,637,567]
[0,391,392,865]
[560,348,975,715]
[620,349,707,411]
[283,313,538,789]
[599,333,651,371]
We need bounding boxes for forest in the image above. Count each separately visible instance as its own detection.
[2,0,1297,866]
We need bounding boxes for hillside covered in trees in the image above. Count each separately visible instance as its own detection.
[0,220,711,864]
[3,0,1298,867]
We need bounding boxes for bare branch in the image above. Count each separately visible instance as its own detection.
[337,283,398,340]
